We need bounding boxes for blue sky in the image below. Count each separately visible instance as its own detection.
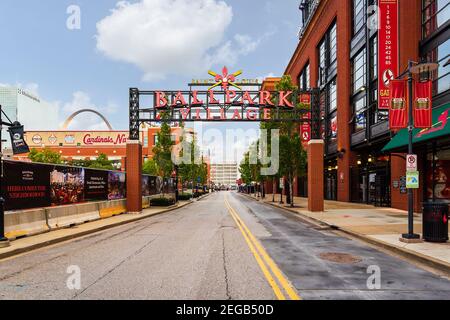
[0,0,301,161]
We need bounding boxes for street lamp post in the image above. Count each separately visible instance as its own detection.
[402,61,420,240]
[401,60,438,241]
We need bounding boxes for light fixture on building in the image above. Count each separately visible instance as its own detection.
[357,160,362,165]
[95,150,99,154]
[59,150,62,154]
[368,157,373,163]
[77,150,80,154]
[113,150,117,154]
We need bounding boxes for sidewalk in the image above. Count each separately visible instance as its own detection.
[247,193,450,274]
[0,200,194,260]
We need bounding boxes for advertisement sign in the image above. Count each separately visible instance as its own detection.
[84,169,108,201]
[406,171,420,189]
[299,94,311,148]
[108,171,126,200]
[24,131,129,147]
[8,124,30,155]
[1,161,52,210]
[389,79,408,129]
[378,0,399,110]
[414,80,433,128]
[50,166,85,206]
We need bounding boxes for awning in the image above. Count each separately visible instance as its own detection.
[382,103,450,152]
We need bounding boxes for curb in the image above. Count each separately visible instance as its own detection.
[240,193,450,276]
[0,200,193,261]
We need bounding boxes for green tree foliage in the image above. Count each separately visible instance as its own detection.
[88,153,115,170]
[250,75,308,205]
[28,148,62,164]
[152,112,174,179]
[143,158,159,176]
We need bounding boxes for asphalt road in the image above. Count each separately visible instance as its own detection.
[0,191,449,300]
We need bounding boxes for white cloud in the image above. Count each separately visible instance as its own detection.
[96,0,234,81]
[96,0,274,80]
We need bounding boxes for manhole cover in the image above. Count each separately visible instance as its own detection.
[319,252,362,264]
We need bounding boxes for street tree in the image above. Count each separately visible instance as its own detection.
[28,148,62,164]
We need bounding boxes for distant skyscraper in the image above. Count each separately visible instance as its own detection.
[0,86,59,154]
[210,163,239,186]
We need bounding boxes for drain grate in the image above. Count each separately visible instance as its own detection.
[319,252,362,264]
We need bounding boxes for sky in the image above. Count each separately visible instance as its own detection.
[0,0,301,163]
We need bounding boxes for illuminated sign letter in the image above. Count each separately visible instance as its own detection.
[278,91,293,107]
[259,91,274,106]
[226,90,237,104]
[242,91,255,105]
[172,91,187,106]
[209,90,220,104]
[155,91,168,108]
[192,91,203,105]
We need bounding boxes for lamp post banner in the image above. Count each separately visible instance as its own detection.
[414,80,433,128]
[378,0,399,110]
[389,79,408,129]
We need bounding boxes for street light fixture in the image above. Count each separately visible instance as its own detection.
[401,60,439,242]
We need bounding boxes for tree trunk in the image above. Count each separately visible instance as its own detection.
[289,175,294,208]
[272,179,276,202]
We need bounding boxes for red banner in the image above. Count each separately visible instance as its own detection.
[414,81,432,128]
[299,94,311,149]
[389,79,408,129]
[378,0,399,110]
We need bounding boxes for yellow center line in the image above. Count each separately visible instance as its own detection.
[224,199,286,300]
[225,196,301,300]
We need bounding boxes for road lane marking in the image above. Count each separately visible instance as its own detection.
[225,196,301,300]
[224,199,286,300]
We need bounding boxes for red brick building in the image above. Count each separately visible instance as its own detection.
[283,0,449,211]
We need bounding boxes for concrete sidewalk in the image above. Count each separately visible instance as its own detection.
[0,200,194,260]
[247,193,450,274]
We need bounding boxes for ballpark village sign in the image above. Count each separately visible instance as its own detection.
[129,67,319,140]
[126,68,323,214]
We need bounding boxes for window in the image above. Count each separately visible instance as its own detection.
[298,62,310,91]
[328,111,338,142]
[354,97,366,133]
[318,41,327,86]
[330,24,337,65]
[422,37,450,96]
[317,22,337,87]
[422,0,450,39]
[369,36,377,81]
[353,0,365,35]
[329,80,337,112]
[352,49,366,93]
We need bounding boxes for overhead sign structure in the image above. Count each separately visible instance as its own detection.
[129,67,316,140]
[406,154,417,172]
[378,0,399,110]
[406,171,419,189]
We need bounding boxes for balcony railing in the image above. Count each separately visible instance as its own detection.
[298,0,321,41]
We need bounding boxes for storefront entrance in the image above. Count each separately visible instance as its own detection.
[325,159,337,201]
[350,156,391,206]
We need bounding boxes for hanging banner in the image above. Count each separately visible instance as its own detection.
[378,0,399,110]
[389,79,408,129]
[299,94,311,149]
[414,80,432,128]
[8,124,30,155]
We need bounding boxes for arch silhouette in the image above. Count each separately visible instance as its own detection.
[62,109,113,130]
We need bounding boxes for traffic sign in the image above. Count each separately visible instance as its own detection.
[406,171,419,189]
[406,154,417,172]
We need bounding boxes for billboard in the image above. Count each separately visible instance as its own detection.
[1,161,52,210]
[24,131,129,148]
[108,171,126,200]
[50,166,84,206]
[84,169,109,201]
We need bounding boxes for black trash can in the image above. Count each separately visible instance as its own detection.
[422,202,449,243]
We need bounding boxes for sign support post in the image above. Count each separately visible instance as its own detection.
[0,105,8,248]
